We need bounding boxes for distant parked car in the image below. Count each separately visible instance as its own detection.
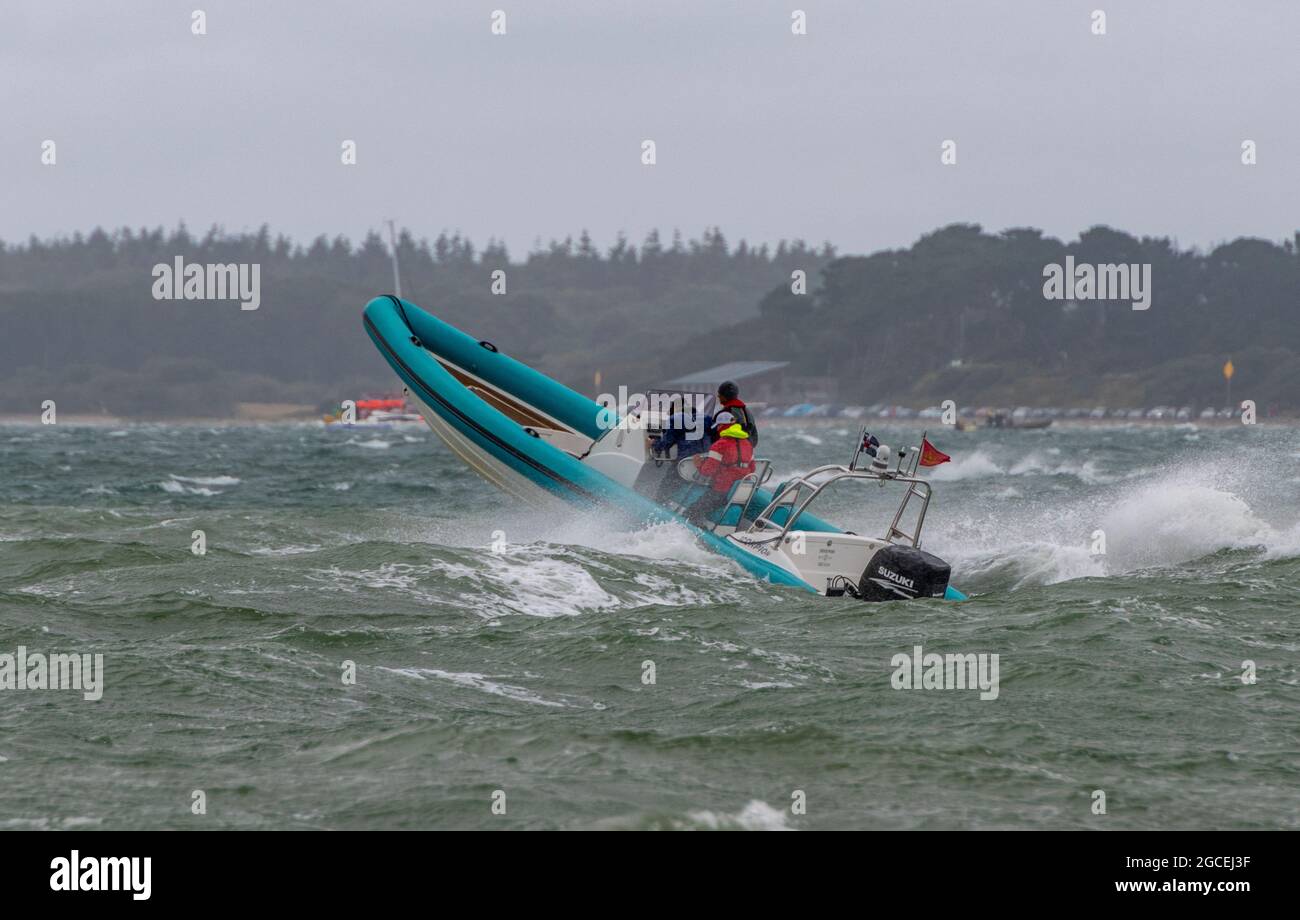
[918,406,944,420]
[1198,407,1217,420]
[1089,407,1107,419]
[1176,407,1193,420]
[1217,407,1236,419]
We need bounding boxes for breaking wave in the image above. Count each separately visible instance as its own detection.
[930,454,1298,588]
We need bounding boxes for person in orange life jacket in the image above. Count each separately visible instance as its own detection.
[713,379,758,448]
[686,411,756,525]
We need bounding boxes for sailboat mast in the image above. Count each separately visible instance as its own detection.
[385,219,403,298]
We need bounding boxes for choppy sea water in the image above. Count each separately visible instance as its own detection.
[1,420,1297,830]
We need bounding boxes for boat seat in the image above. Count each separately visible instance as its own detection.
[707,462,764,535]
[759,479,801,528]
[709,474,763,535]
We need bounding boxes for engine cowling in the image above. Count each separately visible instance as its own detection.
[857,545,951,601]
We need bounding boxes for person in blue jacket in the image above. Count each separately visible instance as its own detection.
[650,397,709,459]
[648,397,708,504]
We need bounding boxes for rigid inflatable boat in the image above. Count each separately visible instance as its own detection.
[362,294,965,601]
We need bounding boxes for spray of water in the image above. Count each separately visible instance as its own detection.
[927,451,1297,589]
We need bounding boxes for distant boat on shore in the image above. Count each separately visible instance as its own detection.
[323,396,423,428]
[985,412,1052,430]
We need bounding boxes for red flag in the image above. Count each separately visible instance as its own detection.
[918,437,950,467]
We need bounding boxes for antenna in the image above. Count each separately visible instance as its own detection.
[849,424,867,470]
[385,218,403,298]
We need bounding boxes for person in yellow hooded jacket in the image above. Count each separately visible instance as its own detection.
[686,411,755,525]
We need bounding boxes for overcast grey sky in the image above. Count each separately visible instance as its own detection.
[3,0,1296,256]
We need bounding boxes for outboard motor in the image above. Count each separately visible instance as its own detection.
[857,544,951,601]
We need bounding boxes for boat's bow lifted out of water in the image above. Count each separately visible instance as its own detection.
[362,294,966,602]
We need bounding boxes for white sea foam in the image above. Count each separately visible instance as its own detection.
[1259,521,1300,561]
[931,455,1297,585]
[479,553,622,617]
[248,544,322,557]
[1097,481,1265,571]
[171,474,241,486]
[684,800,793,831]
[1008,452,1108,484]
[929,450,1106,483]
[928,450,1004,481]
[158,480,219,496]
[401,506,723,570]
[559,519,719,566]
[380,667,568,707]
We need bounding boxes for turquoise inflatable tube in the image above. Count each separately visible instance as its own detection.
[362,295,817,592]
[370,294,610,440]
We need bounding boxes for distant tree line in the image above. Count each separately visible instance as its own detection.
[0,222,1296,416]
[674,224,1300,411]
[0,225,833,416]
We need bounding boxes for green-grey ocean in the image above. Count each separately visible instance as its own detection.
[1,420,1297,829]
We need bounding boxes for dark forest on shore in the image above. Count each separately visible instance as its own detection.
[1,223,1296,417]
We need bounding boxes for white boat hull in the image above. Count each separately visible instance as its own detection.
[404,386,562,508]
[727,529,887,596]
